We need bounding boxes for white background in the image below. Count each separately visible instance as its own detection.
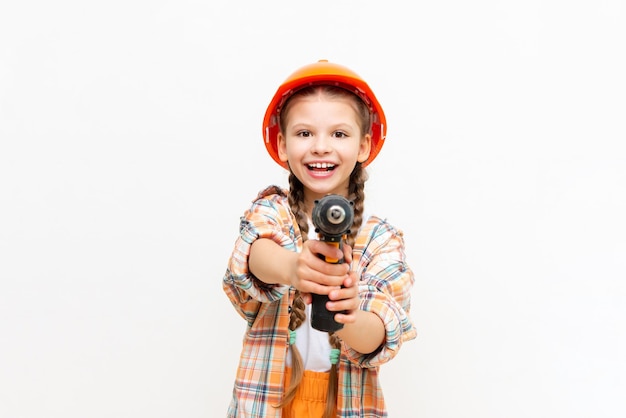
[1,1,625,417]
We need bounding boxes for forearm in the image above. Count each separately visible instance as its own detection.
[249,238,297,286]
[336,309,385,354]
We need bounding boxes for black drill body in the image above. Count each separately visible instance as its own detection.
[310,194,354,332]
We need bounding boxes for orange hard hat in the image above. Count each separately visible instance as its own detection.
[262,60,387,169]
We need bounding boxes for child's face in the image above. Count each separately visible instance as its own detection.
[277,95,371,202]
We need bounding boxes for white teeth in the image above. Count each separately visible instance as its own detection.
[309,163,334,169]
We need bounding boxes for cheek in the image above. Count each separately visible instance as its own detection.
[281,140,308,159]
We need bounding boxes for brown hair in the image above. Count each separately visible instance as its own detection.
[276,85,370,417]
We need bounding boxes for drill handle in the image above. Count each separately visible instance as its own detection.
[317,237,345,264]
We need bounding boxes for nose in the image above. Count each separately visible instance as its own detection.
[311,134,332,155]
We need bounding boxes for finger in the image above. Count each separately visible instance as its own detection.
[301,269,347,289]
[308,239,344,262]
[295,261,346,289]
[327,296,359,313]
[341,275,354,288]
[334,311,358,325]
[342,243,353,264]
[307,264,350,287]
[300,281,335,296]
[340,271,360,289]
[300,243,348,272]
[328,285,358,301]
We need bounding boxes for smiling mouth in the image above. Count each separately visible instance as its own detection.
[307,163,336,171]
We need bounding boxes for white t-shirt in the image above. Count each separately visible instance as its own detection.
[286,303,333,372]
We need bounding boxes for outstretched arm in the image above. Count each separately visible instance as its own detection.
[249,238,351,296]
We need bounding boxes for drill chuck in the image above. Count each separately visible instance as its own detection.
[312,194,354,238]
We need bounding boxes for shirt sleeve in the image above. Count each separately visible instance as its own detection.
[342,218,417,367]
[222,188,296,324]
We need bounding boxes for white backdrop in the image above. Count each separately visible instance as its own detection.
[1,1,625,417]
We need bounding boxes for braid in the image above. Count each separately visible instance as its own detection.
[276,173,309,408]
[287,174,309,241]
[347,163,368,248]
[323,332,342,418]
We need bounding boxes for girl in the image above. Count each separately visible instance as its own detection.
[223,60,416,417]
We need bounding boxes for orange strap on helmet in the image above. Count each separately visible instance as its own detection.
[262,60,387,169]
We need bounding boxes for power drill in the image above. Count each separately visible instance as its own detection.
[310,194,354,332]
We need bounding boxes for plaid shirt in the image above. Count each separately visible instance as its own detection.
[223,186,417,417]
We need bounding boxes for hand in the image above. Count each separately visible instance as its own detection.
[290,239,351,301]
[297,242,360,325]
[326,244,360,325]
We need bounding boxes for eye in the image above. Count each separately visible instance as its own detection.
[296,130,312,138]
[333,131,348,139]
